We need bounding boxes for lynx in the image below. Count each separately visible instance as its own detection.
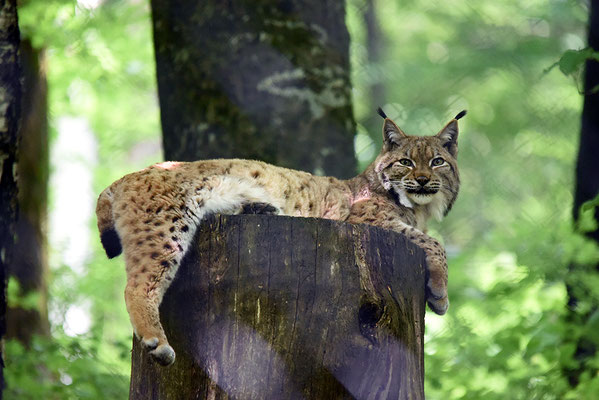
[96,108,465,366]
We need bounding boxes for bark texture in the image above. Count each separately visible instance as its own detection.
[151,0,356,178]
[0,0,22,389]
[567,0,599,386]
[6,39,49,344]
[130,215,426,400]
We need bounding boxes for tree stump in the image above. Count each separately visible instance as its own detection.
[129,215,427,399]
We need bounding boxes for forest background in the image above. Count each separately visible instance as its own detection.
[4,0,599,399]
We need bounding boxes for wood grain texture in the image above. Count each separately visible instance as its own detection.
[130,215,426,399]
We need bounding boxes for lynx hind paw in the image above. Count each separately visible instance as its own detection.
[142,338,175,366]
[150,344,176,366]
[142,337,159,350]
[241,202,280,215]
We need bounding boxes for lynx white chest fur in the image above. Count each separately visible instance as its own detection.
[96,109,465,365]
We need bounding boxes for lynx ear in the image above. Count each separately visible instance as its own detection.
[437,110,466,157]
[378,107,407,149]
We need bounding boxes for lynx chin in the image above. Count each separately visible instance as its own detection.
[96,108,465,366]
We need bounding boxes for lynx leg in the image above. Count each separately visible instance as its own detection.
[121,232,187,366]
[124,266,177,366]
[349,198,449,314]
[393,226,449,314]
[113,174,282,366]
[422,250,449,314]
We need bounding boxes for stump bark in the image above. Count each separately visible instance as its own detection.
[129,215,426,399]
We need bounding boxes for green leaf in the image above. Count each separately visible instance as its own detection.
[577,193,599,233]
[558,49,592,76]
[555,48,599,78]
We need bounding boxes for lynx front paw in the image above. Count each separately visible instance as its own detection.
[426,273,449,315]
[427,294,449,315]
[425,255,449,315]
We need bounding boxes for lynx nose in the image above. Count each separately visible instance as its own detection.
[416,176,430,186]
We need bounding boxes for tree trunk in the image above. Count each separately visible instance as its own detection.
[566,0,599,386]
[0,0,22,389]
[574,0,599,247]
[151,0,356,178]
[130,215,426,399]
[362,0,386,146]
[6,39,49,344]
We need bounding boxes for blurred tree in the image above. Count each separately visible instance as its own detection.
[6,39,50,345]
[151,0,356,177]
[567,0,599,387]
[0,0,22,389]
[362,0,386,146]
[364,0,384,106]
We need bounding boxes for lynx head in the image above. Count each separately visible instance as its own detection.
[373,108,465,220]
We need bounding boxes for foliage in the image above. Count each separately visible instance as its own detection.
[576,194,599,233]
[546,47,599,93]
[4,334,129,400]
[555,48,599,76]
[7,277,42,311]
[347,0,599,398]
[6,0,158,397]
[7,0,599,398]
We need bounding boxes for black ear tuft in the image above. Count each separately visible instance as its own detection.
[454,110,467,120]
[377,107,387,119]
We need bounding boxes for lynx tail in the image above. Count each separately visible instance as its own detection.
[96,186,122,259]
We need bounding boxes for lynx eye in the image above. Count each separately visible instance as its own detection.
[397,159,413,167]
[431,157,445,167]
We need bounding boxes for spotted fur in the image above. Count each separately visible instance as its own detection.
[96,110,464,365]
